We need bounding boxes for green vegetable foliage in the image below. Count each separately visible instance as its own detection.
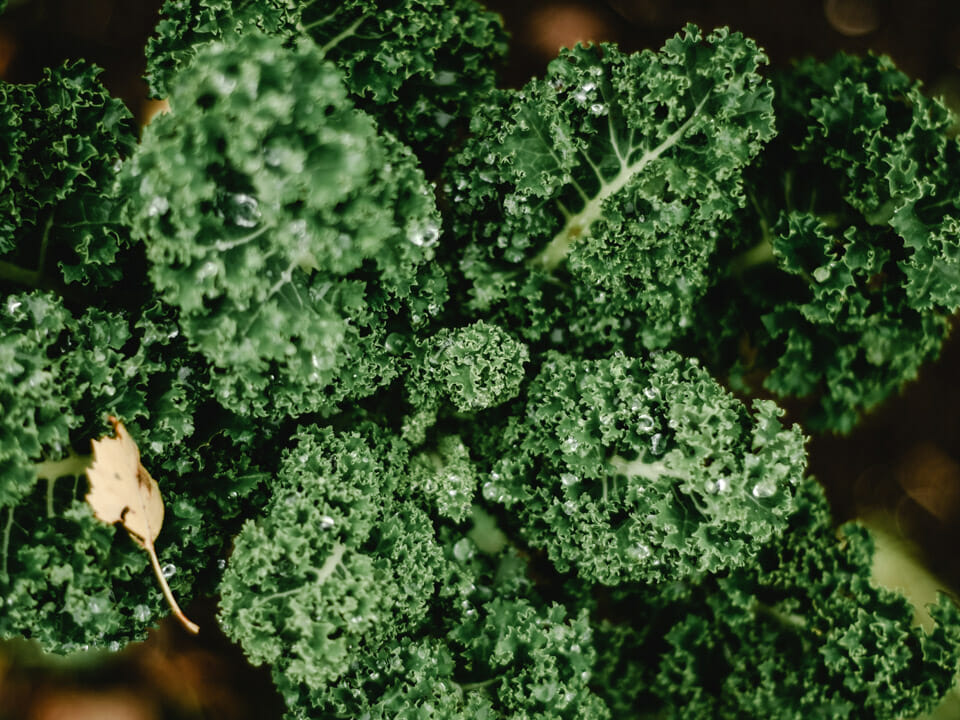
[1,9,959,720]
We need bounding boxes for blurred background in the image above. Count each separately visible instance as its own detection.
[3,0,960,717]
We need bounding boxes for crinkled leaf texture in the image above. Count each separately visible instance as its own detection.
[0,62,137,289]
[489,350,807,585]
[220,424,614,720]
[594,478,960,720]
[0,291,202,653]
[698,53,960,431]
[144,0,507,158]
[445,25,774,352]
[124,32,445,419]
[400,320,529,443]
[218,426,445,701]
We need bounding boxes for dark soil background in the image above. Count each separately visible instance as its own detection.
[2,1,960,718]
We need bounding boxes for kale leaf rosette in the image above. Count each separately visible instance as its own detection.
[124,32,445,419]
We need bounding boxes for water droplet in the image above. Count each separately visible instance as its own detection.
[637,415,655,432]
[752,480,776,499]
[561,436,580,454]
[629,543,652,560]
[196,261,219,281]
[589,103,605,115]
[133,604,151,622]
[704,480,717,494]
[560,473,580,487]
[408,222,439,248]
[217,559,226,570]
[161,564,177,579]
[147,196,169,217]
[453,538,474,562]
[482,481,499,501]
[228,193,261,228]
[6,297,22,314]
[228,490,239,500]
[108,641,120,652]
[716,477,730,493]
[650,433,666,455]
[210,70,237,94]
[643,387,658,400]
[320,516,335,530]
[88,597,108,615]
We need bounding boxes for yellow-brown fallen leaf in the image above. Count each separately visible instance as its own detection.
[86,416,198,635]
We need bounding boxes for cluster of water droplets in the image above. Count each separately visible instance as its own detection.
[751,478,777,499]
[146,195,170,218]
[569,65,608,119]
[481,470,515,504]
[407,221,439,248]
[704,477,731,494]
[227,193,261,228]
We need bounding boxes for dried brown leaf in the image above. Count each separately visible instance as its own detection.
[86,418,163,547]
[85,416,198,635]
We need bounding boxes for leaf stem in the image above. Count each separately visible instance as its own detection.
[530,93,711,272]
[317,15,366,54]
[36,451,91,480]
[1,507,13,578]
[132,453,199,635]
[457,676,502,692]
[145,538,199,635]
[35,450,91,518]
[0,259,42,288]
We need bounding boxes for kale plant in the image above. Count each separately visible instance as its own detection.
[1,6,960,720]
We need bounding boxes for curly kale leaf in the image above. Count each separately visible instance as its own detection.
[0,293,77,508]
[400,320,529,443]
[0,292,204,653]
[445,25,774,352]
[282,521,610,720]
[698,53,960,431]
[488,351,806,585]
[409,435,479,523]
[0,62,137,291]
[594,478,960,719]
[144,0,507,158]
[218,425,445,701]
[125,33,445,419]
